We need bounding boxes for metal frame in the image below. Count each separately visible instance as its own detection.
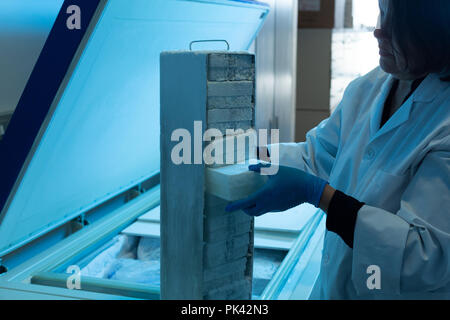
[259,210,325,300]
[255,0,298,142]
[0,280,132,300]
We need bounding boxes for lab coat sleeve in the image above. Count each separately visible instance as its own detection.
[351,142,450,295]
[268,104,342,181]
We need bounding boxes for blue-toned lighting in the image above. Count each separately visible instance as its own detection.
[0,0,63,32]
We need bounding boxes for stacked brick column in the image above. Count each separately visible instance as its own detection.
[203,53,256,299]
[160,51,259,300]
[206,53,255,133]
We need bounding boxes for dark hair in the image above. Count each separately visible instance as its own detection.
[388,0,450,81]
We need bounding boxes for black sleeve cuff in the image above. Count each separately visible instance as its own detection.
[326,190,364,248]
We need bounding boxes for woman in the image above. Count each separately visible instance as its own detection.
[226,0,450,299]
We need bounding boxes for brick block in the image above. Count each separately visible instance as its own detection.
[204,210,252,232]
[207,81,254,97]
[208,53,254,69]
[207,121,253,133]
[208,108,253,124]
[203,221,252,242]
[204,280,250,300]
[203,270,246,292]
[208,53,255,82]
[208,67,255,82]
[204,234,251,268]
[208,96,253,109]
[203,257,248,282]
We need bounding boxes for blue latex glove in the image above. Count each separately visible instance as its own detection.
[225,163,328,216]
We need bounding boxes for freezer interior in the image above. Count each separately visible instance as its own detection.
[45,232,286,299]
[27,202,323,300]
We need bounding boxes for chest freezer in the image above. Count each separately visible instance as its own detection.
[0,0,324,300]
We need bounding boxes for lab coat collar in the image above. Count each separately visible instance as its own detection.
[412,72,449,103]
[369,75,395,139]
[369,73,446,142]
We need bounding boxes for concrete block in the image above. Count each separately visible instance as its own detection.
[208,52,255,84]
[203,193,253,242]
[203,257,248,282]
[208,53,254,69]
[208,108,253,124]
[204,279,250,300]
[204,234,251,268]
[208,67,255,82]
[207,81,254,97]
[208,96,253,109]
[204,194,230,213]
[203,270,246,292]
[203,221,252,242]
[206,163,268,202]
[204,210,252,232]
[207,121,253,133]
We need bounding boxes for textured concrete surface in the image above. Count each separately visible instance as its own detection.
[208,96,253,109]
[208,107,253,124]
[207,121,253,133]
[203,270,247,292]
[205,279,250,300]
[204,210,252,232]
[208,53,254,82]
[208,81,254,97]
[203,221,252,242]
[203,257,248,282]
[204,233,250,268]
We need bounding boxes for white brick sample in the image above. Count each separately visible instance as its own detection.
[205,163,268,202]
[203,133,257,167]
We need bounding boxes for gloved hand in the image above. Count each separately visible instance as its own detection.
[225,163,328,216]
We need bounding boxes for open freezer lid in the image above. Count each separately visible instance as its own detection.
[0,0,269,256]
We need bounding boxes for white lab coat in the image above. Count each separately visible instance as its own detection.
[273,67,450,299]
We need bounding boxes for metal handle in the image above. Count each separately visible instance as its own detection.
[189,39,230,51]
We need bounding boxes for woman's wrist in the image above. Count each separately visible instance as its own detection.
[319,184,336,213]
